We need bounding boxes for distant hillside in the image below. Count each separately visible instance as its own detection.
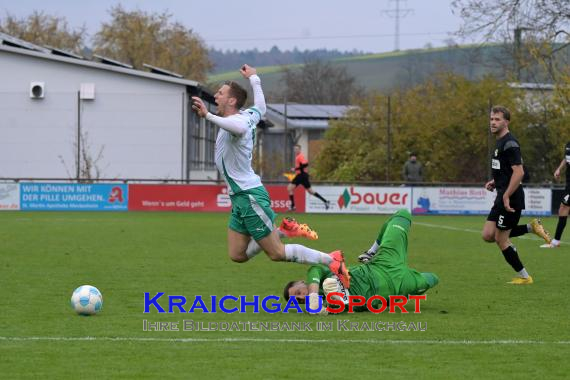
[207,44,567,100]
[208,47,365,74]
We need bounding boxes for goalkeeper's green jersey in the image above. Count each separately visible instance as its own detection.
[306,263,393,311]
[306,210,432,312]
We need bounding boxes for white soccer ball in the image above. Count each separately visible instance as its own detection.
[70,285,103,315]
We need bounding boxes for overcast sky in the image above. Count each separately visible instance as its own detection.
[2,0,476,53]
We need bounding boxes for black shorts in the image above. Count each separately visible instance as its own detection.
[562,189,570,207]
[487,205,522,231]
[292,173,311,189]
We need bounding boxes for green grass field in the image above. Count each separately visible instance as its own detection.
[1,211,569,379]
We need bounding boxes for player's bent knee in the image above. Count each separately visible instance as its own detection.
[394,208,411,219]
[263,243,285,261]
[228,252,249,263]
[481,233,495,242]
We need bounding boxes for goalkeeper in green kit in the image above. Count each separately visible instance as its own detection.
[283,209,439,313]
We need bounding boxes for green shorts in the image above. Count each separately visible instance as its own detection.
[229,186,276,241]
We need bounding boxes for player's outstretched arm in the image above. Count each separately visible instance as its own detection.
[241,64,266,116]
[191,96,248,136]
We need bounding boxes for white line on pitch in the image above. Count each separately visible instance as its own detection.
[1,336,570,345]
[414,222,568,245]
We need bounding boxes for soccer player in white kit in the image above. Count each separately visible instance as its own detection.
[191,64,350,287]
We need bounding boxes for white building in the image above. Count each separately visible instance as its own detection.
[0,32,218,181]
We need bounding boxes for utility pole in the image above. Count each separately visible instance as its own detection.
[382,0,413,51]
[283,94,289,175]
[386,96,392,181]
[514,26,531,82]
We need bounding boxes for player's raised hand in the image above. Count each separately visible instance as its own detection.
[191,96,208,117]
[240,64,257,78]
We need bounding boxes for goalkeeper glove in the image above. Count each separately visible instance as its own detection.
[322,276,350,305]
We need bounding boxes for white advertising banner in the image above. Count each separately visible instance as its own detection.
[307,186,412,214]
[0,183,20,210]
[523,188,551,216]
[411,187,551,216]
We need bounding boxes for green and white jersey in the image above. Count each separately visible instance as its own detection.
[214,107,262,195]
[207,75,266,195]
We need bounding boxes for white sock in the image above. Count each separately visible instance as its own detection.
[518,268,529,278]
[284,244,332,265]
[246,239,263,259]
[526,223,531,232]
[368,241,380,254]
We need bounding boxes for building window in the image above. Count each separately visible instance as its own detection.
[188,102,217,172]
[308,129,325,141]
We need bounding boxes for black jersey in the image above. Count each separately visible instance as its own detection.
[491,132,525,209]
[564,142,570,191]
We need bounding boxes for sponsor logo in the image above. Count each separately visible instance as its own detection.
[270,199,291,209]
[0,184,18,200]
[337,187,408,209]
[109,186,124,203]
[216,188,231,208]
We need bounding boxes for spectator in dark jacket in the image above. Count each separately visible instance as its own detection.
[402,152,424,184]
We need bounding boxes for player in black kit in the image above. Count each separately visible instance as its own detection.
[481,106,551,285]
[541,142,570,248]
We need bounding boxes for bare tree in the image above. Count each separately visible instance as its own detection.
[279,59,365,105]
[452,0,569,45]
[452,0,570,98]
[59,130,106,181]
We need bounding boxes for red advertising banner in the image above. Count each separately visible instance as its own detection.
[267,185,306,213]
[128,184,227,211]
[128,184,305,213]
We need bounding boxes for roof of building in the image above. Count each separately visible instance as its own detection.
[0,31,203,89]
[265,103,355,129]
[267,103,354,118]
[508,82,556,91]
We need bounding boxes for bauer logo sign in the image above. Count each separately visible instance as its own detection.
[306,186,412,214]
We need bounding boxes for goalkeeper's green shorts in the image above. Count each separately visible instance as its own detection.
[370,209,439,295]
